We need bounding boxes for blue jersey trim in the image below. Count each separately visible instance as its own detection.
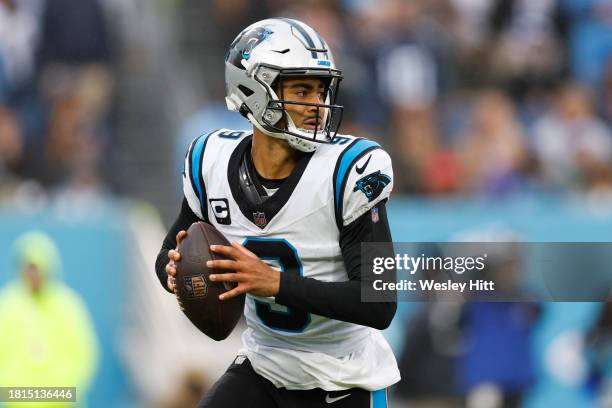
[191,136,206,204]
[372,389,387,408]
[333,138,380,226]
[190,130,215,219]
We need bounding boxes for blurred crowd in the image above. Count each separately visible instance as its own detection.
[0,0,115,204]
[176,0,612,202]
[3,0,612,204]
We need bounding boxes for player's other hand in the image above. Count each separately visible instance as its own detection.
[166,230,187,292]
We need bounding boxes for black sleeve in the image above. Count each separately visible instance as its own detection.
[155,198,202,293]
[275,201,397,330]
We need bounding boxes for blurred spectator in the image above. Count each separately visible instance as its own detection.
[38,0,112,66]
[0,231,99,407]
[458,302,538,408]
[488,0,566,95]
[37,0,115,190]
[421,150,462,195]
[560,0,612,89]
[599,64,612,125]
[587,303,612,407]
[450,0,495,49]
[456,244,539,408]
[0,105,23,184]
[0,0,45,181]
[456,90,529,196]
[418,235,539,408]
[42,69,111,192]
[395,303,464,408]
[532,83,612,190]
[360,0,456,192]
[0,0,43,93]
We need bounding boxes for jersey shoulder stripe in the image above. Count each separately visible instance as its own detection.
[187,130,216,221]
[333,138,381,228]
[183,128,251,220]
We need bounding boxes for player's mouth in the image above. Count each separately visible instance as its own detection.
[301,117,322,131]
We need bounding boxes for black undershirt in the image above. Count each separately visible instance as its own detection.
[246,152,287,191]
[155,155,396,330]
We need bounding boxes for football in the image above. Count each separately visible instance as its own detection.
[175,221,245,341]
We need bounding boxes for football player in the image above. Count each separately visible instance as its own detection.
[156,18,399,408]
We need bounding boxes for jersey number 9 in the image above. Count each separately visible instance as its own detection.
[243,238,311,332]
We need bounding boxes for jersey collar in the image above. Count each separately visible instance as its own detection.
[228,135,314,229]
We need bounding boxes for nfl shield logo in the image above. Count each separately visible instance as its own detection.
[253,211,267,228]
[371,207,379,223]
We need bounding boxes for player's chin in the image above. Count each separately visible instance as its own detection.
[299,124,321,133]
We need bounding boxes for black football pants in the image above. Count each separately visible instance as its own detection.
[197,356,389,408]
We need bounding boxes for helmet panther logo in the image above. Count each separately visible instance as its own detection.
[228,26,274,65]
[353,171,391,202]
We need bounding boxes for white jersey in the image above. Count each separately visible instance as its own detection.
[182,128,400,391]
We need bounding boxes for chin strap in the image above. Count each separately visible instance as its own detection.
[247,112,285,140]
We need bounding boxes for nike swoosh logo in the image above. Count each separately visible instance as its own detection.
[325,393,351,404]
[355,155,372,174]
[271,49,290,54]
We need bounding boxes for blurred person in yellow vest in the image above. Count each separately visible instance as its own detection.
[0,231,99,407]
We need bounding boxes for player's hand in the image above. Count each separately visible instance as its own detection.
[208,242,281,300]
[166,230,187,292]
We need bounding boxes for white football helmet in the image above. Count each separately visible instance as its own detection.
[225,18,344,152]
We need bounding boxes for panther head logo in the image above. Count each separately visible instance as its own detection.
[227,26,274,67]
[353,171,391,202]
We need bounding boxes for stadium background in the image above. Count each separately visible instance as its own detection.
[0,0,611,407]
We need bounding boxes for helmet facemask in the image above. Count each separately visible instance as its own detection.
[255,69,343,151]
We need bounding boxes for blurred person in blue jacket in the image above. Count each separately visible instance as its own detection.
[456,247,539,408]
[587,303,612,406]
[0,231,99,408]
[559,0,612,89]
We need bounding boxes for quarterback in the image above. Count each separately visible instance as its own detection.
[156,18,400,407]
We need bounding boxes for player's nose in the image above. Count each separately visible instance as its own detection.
[306,103,319,115]
[306,97,323,114]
